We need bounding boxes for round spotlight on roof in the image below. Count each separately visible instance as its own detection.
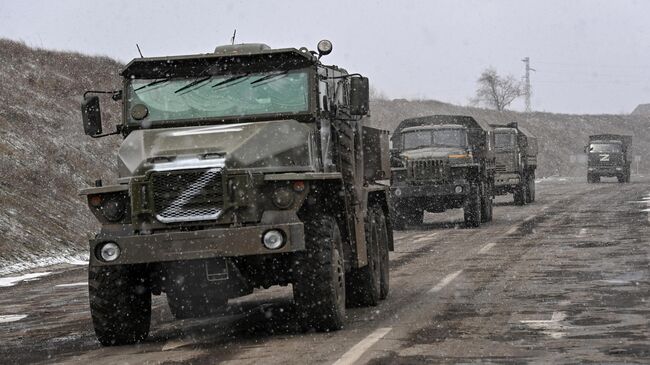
[317,40,333,57]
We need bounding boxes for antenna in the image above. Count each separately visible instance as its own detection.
[231,29,237,45]
[136,44,144,58]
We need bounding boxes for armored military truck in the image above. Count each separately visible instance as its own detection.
[586,134,632,183]
[79,40,393,346]
[390,115,495,229]
[490,122,537,205]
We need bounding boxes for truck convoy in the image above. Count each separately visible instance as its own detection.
[79,40,394,345]
[389,115,495,229]
[491,123,538,205]
[586,134,632,183]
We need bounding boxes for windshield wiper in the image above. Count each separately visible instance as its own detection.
[211,73,249,89]
[134,78,170,91]
[174,75,213,94]
[250,71,289,85]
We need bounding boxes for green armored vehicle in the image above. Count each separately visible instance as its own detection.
[491,123,537,205]
[586,134,632,183]
[390,115,495,229]
[79,40,393,345]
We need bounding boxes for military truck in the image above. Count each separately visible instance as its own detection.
[390,115,495,229]
[490,122,538,205]
[586,134,632,183]
[78,40,394,346]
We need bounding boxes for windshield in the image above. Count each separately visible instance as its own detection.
[402,129,467,150]
[589,143,622,153]
[495,133,516,149]
[126,68,310,124]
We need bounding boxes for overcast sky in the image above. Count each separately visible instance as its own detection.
[1,0,649,114]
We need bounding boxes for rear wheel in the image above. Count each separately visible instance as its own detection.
[464,184,482,228]
[293,215,346,332]
[376,208,390,300]
[347,206,382,307]
[89,265,151,346]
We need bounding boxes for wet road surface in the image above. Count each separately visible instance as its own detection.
[1,177,649,364]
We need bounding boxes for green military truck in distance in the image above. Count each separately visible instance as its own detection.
[586,134,632,183]
[389,115,495,229]
[490,123,538,205]
[78,40,394,346]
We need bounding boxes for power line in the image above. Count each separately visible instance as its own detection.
[522,57,535,113]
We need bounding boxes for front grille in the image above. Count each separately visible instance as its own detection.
[496,164,507,173]
[407,159,448,181]
[151,168,224,223]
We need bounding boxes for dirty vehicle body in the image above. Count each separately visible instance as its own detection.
[490,123,538,205]
[586,134,632,183]
[390,115,495,229]
[79,41,394,345]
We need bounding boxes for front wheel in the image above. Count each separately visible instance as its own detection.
[293,216,346,332]
[89,265,151,346]
[526,172,536,203]
[464,184,482,228]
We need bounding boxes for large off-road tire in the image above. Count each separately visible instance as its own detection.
[89,265,151,346]
[480,184,493,223]
[526,172,536,203]
[464,184,482,228]
[293,215,346,332]
[513,179,527,206]
[626,170,631,183]
[346,206,382,307]
[617,175,625,183]
[375,208,390,300]
[587,174,593,184]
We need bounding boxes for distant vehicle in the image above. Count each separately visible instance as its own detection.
[78,40,393,345]
[390,115,496,229]
[490,123,538,205]
[586,134,632,183]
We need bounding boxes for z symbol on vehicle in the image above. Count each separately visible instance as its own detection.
[599,154,610,162]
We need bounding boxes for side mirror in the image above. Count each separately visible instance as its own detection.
[350,77,369,115]
[81,96,102,136]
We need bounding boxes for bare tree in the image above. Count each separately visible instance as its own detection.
[473,68,522,111]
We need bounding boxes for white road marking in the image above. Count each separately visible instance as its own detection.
[428,270,463,294]
[577,228,587,238]
[0,314,27,323]
[523,215,536,223]
[55,282,87,288]
[332,327,392,365]
[520,311,567,339]
[478,242,496,254]
[0,272,52,287]
[162,338,195,351]
[506,225,519,235]
[413,233,438,243]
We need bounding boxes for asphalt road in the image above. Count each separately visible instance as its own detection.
[1,177,649,364]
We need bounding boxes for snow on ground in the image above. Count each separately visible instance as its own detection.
[0,252,88,276]
[0,272,52,287]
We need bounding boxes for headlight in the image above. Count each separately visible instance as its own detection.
[394,188,402,197]
[101,196,126,222]
[99,242,121,262]
[262,230,285,250]
[616,167,622,171]
[272,187,295,209]
[454,186,463,194]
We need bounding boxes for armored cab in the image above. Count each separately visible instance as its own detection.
[390,115,495,228]
[490,122,538,205]
[78,40,393,345]
[586,134,632,183]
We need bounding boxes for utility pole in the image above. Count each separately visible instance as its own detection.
[522,57,535,112]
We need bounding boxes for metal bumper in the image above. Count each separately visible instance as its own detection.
[89,222,305,266]
[390,180,469,201]
[495,173,520,188]
[588,166,623,177]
